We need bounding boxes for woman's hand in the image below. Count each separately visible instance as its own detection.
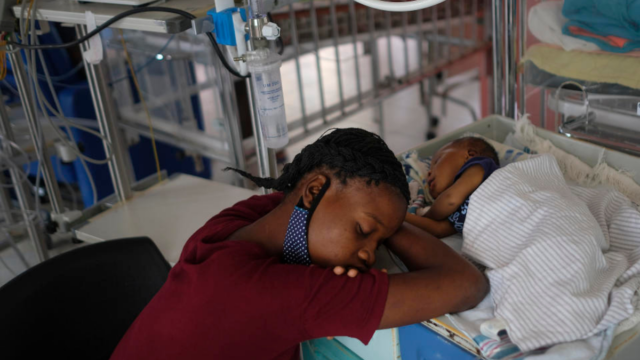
[332,266,359,278]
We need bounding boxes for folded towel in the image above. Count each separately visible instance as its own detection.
[562,0,640,53]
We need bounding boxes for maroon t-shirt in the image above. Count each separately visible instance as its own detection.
[110,193,389,360]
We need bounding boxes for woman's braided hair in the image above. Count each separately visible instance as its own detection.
[226,128,410,202]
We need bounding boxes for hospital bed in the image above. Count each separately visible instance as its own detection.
[304,115,640,360]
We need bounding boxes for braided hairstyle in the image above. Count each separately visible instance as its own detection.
[226,128,410,203]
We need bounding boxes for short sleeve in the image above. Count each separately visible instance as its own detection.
[220,255,390,346]
[301,266,389,344]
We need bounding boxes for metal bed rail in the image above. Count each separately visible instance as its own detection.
[270,0,489,145]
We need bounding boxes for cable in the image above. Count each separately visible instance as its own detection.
[33,40,100,205]
[118,29,162,182]
[36,61,84,82]
[7,7,196,50]
[1,80,20,96]
[56,157,78,211]
[35,48,114,165]
[110,34,176,84]
[206,32,248,78]
[6,6,248,78]
[20,1,98,210]
[0,136,33,188]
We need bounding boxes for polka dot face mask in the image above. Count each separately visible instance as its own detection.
[282,180,331,266]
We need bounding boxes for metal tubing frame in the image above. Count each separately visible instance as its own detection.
[432,4,439,65]
[309,0,328,123]
[289,4,309,132]
[246,77,272,189]
[445,0,452,61]
[401,12,410,80]
[472,0,478,43]
[492,0,504,115]
[0,86,48,262]
[287,44,491,144]
[76,25,133,202]
[214,61,247,185]
[329,0,346,115]
[385,12,395,81]
[6,46,63,216]
[417,9,425,75]
[518,0,527,116]
[459,0,465,51]
[348,0,363,106]
[505,0,517,118]
[368,7,380,99]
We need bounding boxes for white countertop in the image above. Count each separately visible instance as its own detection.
[74,174,258,264]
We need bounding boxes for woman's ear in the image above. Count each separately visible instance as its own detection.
[301,174,329,209]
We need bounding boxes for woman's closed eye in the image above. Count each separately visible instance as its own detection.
[357,224,367,237]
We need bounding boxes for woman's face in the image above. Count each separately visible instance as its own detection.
[306,179,406,271]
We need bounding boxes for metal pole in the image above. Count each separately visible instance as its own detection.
[492,0,504,115]
[246,78,272,187]
[377,102,384,137]
[472,0,478,44]
[76,25,133,202]
[268,148,278,178]
[432,5,439,65]
[385,12,395,81]
[459,0,465,51]
[401,12,410,80]
[289,5,309,132]
[0,87,48,262]
[417,9,424,75]
[368,8,383,136]
[348,0,363,106]
[540,87,547,129]
[368,8,380,98]
[505,0,517,118]
[484,0,492,42]
[330,0,346,115]
[445,0,452,61]
[518,0,527,117]
[309,0,328,123]
[6,46,63,215]
[217,62,247,185]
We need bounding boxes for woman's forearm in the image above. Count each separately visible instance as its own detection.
[378,223,489,329]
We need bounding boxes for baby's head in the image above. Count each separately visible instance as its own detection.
[427,137,499,198]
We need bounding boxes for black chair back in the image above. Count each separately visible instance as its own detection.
[0,237,171,360]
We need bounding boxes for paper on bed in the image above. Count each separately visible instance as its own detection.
[462,154,640,352]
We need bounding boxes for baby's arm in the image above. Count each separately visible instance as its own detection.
[425,165,485,221]
[405,214,457,238]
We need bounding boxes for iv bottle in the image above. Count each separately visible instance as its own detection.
[248,52,289,149]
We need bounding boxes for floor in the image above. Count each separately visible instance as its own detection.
[0,41,481,287]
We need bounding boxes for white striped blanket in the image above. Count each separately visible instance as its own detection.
[462,154,640,353]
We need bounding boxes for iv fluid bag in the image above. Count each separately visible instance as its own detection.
[248,54,289,149]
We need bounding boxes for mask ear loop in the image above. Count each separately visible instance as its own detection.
[305,179,331,230]
[294,179,332,252]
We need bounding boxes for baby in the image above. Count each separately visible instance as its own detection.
[405,137,500,238]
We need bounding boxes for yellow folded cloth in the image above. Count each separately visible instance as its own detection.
[521,44,640,90]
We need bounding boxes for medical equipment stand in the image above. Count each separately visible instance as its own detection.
[0,86,49,262]
[9,0,249,260]
[76,25,134,202]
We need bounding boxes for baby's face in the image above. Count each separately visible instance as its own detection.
[427,144,471,198]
